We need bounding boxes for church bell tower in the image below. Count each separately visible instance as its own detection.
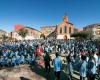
[63,13,68,22]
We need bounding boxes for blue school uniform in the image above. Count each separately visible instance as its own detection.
[53,57,62,72]
[0,57,6,66]
[11,57,16,66]
[66,62,73,75]
[11,52,15,57]
[91,61,97,75]
[4,57,8,65]
[16,55,20,64]
[31,55,35,61]
[80,61,87,77]
[27,57,31,63]
[20,56,25,64]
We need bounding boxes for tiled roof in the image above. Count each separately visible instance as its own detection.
[25,27,42,33]
[84,23,100,28]
[40,26,56,28]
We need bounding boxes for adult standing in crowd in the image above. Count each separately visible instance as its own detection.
[44,51,51,74]
[53,53,62,80]
[79,55,87,80]
[87,55,96,80]
[66,55,73,80]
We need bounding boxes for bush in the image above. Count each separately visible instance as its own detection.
[71,31,92,39]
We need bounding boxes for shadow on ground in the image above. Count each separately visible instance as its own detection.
[29,63,79,80]
[20,77,30,80]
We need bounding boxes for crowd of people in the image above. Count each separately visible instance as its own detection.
[0,39,100,80]
[43,39,100,80]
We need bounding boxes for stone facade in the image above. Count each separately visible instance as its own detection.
[83,23,100,39]
[9,16,81,40]
[0,29,7,41]
[24,27,42,39]
[12,25,42,40]
[0,30,7,37]
[74,28,82,33]
[46,16,76,39]
[40,26,56,37]
[56,16,74,39]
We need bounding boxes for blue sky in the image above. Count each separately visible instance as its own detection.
[0,0,100,32]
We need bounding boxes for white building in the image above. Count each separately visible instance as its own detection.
[83,23,100,39]
[11,27,42,40]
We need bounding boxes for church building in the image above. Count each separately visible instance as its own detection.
[56,15,74,39]
[47,15,75,39]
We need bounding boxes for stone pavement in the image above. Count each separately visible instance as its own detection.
[0,64,80,80]
[0,65,46,80]
[0,64,83,80]
[0,61,99,80]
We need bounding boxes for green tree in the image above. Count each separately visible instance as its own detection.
[85,31,93,39]
[71,31,90,39]
[96,37,100,42]
[17,28,28,40]
[2,34,8,42]
[40,33,45,39]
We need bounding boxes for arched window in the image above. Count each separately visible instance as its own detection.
[60,27,62,34]
[69,27,71,33]
[64,26,66,33]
